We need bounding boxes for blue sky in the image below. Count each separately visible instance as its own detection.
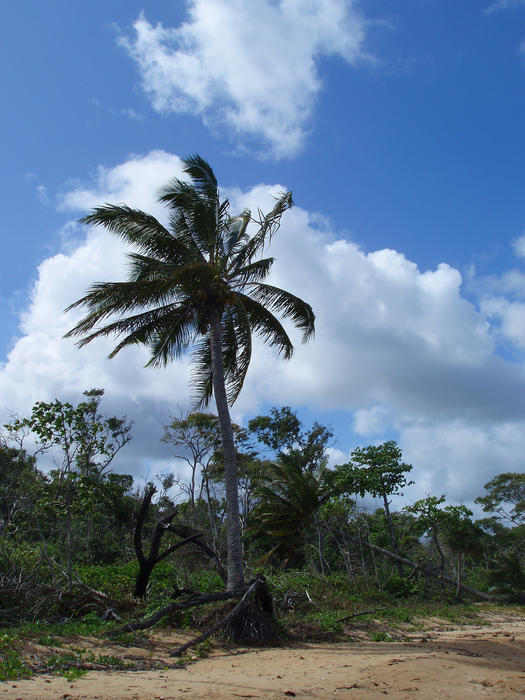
[1,0,525,511]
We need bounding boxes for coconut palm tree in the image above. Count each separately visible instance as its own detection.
[64,155,315,590]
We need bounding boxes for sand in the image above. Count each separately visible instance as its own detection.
[2,612,524,699]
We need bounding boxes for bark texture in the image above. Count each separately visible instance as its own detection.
[209,309,244,590]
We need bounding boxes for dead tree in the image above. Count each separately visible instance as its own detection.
[133,486,226,597]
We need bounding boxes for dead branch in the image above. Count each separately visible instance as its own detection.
[108,589,243,635]
[337,607,388,623]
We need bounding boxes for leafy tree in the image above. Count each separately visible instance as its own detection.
[336,441,413,576]
[475,472,525,525]
[486,552,525,601]
[248,408,335,570]
[249,406,333,472]
[440,504,484,597]
[4,390,132,584]
[65,155,315,589]
[5,389,131,479]
[404,495,449,585]
[404,496,484,595]
[248,406,302,452]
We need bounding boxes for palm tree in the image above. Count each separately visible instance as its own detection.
[250,450,334,569]
[64,155,315,590]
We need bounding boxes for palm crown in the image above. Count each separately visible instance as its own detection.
[65,155,315,406]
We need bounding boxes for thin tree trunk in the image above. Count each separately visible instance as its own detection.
[456,552,463,599]
[313,512,326,575]
[209,310,244,590]
[432,529,446,590]
[382,493,404,578]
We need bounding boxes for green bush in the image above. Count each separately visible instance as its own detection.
[383,575,419,598]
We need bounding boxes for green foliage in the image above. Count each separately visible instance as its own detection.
[382,575,418,598]
[486,553,525,599]
[337,441,413,501]
[305,610,343,633]
[248,406,333,472]
[76,561,138,597]
[5,389,131,477]
[2,390,134,573]
[0,633,32,681]
[248,406,301,452]
[475,472,525,525]
[249,450,334,565]
[371,631,394,642]
[187,569,225,593]
[37,635,63,647]
[0,649,31,681]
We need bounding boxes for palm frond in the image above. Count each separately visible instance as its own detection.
[182,154,218,201]
[229,256,274,287]
[64,279,185,329]
[222,209,250,259]
[248,284,315,342]
[160,180,218,258]
[236,293,294,360]
[145,306,199,367]
[67,302,195,358]
[80,205,188,262]
[221,303,252,404]
[190,336,214,408]
[229,191,292,270]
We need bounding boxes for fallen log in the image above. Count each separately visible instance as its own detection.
[107,589,243,635]
[350,537,492,601]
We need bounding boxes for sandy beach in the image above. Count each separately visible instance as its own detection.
[2,610,523,699]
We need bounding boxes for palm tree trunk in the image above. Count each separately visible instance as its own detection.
[209,310,244,590]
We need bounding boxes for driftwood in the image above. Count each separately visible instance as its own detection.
[352,536,492,601]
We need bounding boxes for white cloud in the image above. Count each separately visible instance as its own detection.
[513,232,525,259]
[4,150,525,508]
[119,1,368,158]
[485,0,525,13]
[353,405,391,436]
[482,296,525,349]
[400,419,525,507]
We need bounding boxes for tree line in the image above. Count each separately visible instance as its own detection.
[1,395,523,621]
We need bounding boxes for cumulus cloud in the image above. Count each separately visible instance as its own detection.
[119,0,368,158]
[3,150,525,507]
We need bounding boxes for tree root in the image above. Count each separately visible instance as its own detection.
[171,575,280,656]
